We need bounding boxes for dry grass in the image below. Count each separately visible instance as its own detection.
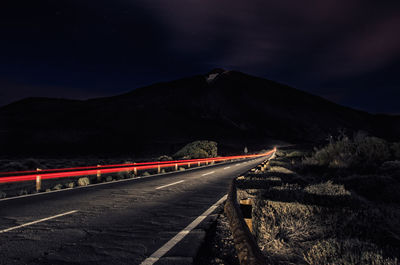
[253,182,400,264]
[248,144,400,265]
[269,166,295,175]
[304,239,398,265]
[304,181,350,197]
[302,132,391,172]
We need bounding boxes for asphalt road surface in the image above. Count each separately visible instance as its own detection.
[0,155,270,265]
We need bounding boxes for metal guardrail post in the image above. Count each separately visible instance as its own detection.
[188,162,191,168]
[158,165,161,174]
[97,165,101,182]
[175,163,178,171]
[225,179,267,265]
[36,168,41,192]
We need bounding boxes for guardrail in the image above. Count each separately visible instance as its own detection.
[224,154,276,265]
[0,150,275,186]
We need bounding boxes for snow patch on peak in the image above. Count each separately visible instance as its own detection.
[206,73,219,83]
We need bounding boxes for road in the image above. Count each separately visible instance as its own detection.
[0,155,270,265]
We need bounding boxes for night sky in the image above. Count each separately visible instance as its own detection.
[1,1,399,113]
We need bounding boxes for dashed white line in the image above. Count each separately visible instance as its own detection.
[139,194,227,265]
[223,166,231,170]
[155,180,184,190]
[0,210,78,234]
[201,171,215,176]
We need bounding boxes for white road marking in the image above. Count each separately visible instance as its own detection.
[155,180,184,190]
[201,171,215,176]
[0,158,234,203]
[223,166,231,169]
[139,194,227,265]
[235,164,241,166]
[0,210,78,234]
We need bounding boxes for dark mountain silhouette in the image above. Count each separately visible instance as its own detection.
[0,69,399,157]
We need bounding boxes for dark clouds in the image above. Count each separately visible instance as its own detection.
[0,0,399,113]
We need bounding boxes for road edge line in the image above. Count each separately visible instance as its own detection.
[139,194,228,265]
[0,158,249,203]
[0,210,78,234]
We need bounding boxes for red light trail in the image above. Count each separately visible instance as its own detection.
[0,150,274,184]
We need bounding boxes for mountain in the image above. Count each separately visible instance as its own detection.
[0,69,399,157]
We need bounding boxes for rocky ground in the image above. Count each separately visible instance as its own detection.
[195,205,239,265]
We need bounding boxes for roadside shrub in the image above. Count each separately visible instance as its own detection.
[117,170,132,179]
[342,175,400,203]
[303,132,390,170]
[142,171,151,176]
[391,142,400,159]
[286,151,306,158]
[304,181,350,197]
[274,150,286,157]
[173,140,217,159]
[77,177,90,186]
[1,161,25,171]
[158,155,173,161]
[269,166,295,175]
[105,176,113,182]
[52,184,63,190]
[23,158,43,170]
[65,182,74,189]
[380,160,400,173]
[18,189,28,196]
[0,191,6,198]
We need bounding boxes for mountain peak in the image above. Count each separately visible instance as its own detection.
[207,68,227,75]
[205,68,229,84]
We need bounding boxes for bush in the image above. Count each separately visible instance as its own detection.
[0,191,6,198]
[303,132,390,170]
[23,158,43,170]
[392,142,400,159]
[52,184,63,190]
[65,182,74,189]
[117,170,132,179]
[105,176,113,182]
[286,151,307,158]
[2,161,25,171]
[77,177,90,186]
[173,140,217,159]
[342,175,400,203]
[158,155,173,161]
[18,189,28,196]
[380,161,400,173]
